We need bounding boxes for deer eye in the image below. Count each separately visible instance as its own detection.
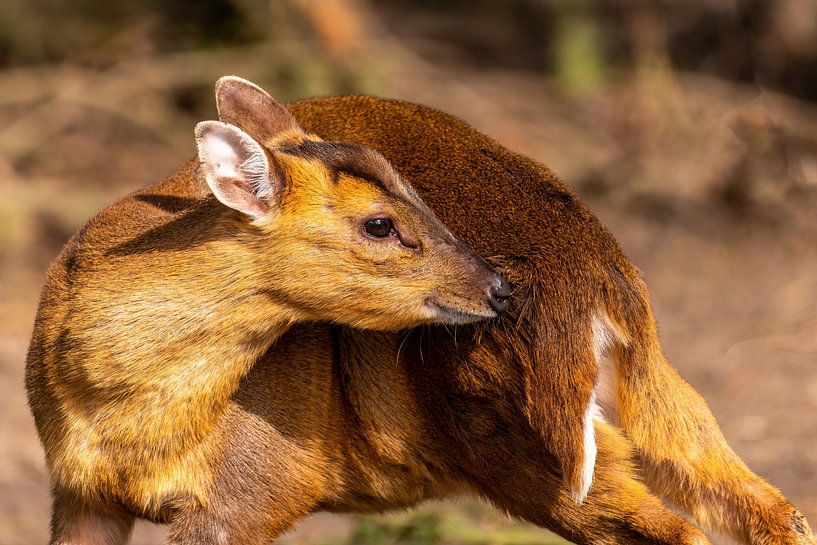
[364,218,395,238]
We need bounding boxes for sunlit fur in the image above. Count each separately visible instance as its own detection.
[170,96,812,545]
[25,80,504,544]
[289,96,817,545]
[27,91,815,545]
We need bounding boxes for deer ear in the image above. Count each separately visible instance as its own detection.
[215,76,301,144]
[195,120,275,219]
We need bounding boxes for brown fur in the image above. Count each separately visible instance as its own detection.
[26,81,506,544]
[27,87,815,545]
[287,96,817,545]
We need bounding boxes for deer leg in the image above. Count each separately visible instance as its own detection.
[49,489,134,545]
[165,439,318,544]
[166,505,300,545]
[165,469,317,545]
[485,420,710,545]
[614,346,816,545]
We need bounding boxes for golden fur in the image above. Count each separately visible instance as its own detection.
[26,81,815,545]
[26,79,506,543]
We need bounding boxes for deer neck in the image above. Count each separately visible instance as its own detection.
[143,238,297,415]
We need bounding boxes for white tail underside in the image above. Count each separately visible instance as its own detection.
[572,312,626,503]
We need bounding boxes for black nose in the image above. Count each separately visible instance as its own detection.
[488,276,511,313]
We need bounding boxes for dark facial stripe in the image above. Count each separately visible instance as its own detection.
[278,139,459,250]
[277,140,402,197]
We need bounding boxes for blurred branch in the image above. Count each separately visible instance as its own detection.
[0,43,286,161]
[294,0,365,58]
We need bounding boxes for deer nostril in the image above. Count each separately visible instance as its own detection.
[488,276,511,313]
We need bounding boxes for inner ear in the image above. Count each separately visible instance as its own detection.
[195,120,275,219]
[215,76,302,145]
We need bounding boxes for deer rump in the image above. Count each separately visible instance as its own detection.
[171,96,812,545]
[286,96,631,501]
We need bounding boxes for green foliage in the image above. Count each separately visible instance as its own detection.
[552,8,607,94]
[347,512,441,545]
[311,505,568,545]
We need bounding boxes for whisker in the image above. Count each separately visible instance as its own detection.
[396,330,411,366]
[419,326,426,366]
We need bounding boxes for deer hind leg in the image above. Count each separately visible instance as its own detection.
[500,420,711,545]
[610,340,816,545]
[556,421,714,545]
[49,489,134,545]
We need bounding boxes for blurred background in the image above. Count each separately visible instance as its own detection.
[1,0,816,543]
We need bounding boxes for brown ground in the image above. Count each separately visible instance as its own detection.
[1,28,816,545]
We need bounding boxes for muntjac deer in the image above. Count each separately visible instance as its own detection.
[286,96,816,545]
[29,78,815,545]
[25,78,510,545]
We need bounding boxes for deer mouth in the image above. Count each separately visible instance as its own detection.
[425,298,497,324]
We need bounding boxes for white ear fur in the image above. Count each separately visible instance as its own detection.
[195,120,271,218]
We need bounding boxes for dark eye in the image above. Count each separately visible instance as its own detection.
[364,218,394,238]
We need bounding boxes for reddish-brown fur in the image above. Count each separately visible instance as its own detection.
[27,83,815,545]
[287,96,816,545]
[26,79,508,545]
